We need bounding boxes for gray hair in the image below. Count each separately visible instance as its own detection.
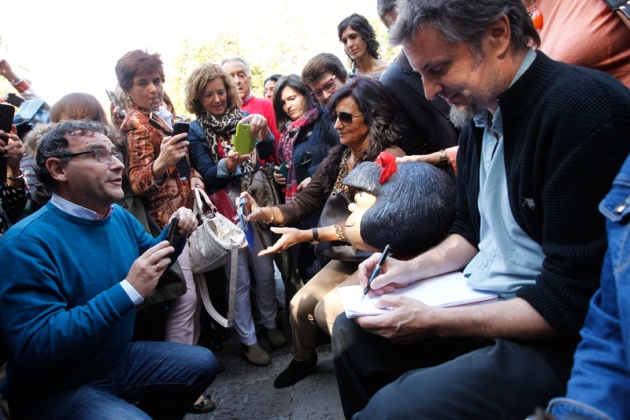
[220,56,250,76]
[35,120,109,191]
[390,0,539,55]
[377,0,397,24]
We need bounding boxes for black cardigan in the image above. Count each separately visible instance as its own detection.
[452,51,630,340]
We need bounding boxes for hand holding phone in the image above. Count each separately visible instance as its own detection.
[166,215,182,247]
[277,162,289,178]
[170,122,191,180]
[172,121,190,138]
[232,123,256,155]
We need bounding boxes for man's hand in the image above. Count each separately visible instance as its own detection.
[358,254,417,296]
[126,241,174,297]
[355,295,438,344]
[171,207,197,237]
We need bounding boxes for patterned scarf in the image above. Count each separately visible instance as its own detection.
[197,106,254,173]
[278,107,321,201]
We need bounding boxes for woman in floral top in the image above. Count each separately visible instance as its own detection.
[116,50,204,347]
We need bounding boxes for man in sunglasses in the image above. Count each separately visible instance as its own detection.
[332,0,630,418]
[0,120,218,419]
[301,53,348,106]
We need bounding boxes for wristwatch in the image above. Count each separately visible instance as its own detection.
[309,227,320,245]
[438,150,449,168]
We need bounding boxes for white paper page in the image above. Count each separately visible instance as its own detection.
[338,272,499,318]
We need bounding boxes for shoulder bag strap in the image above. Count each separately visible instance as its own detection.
[602,0,630,31]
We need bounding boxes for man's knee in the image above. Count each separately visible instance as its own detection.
[182,345,219,385]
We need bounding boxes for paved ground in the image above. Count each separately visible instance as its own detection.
[185,275,345,420]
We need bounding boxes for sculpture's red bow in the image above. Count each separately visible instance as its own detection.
[376,152,397,184]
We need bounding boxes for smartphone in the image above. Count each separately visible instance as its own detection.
[0,103,14,133]
[172,121,190,139]
[232,123,255,155]
[166,215,182,247]
[106,89,123,110]
[6,93,24,107]
[0,104,15,184]
[277,162,289,178]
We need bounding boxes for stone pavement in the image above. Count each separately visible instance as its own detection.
[185,274,344,420]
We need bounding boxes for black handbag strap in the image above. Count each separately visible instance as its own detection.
[601,0,630,30]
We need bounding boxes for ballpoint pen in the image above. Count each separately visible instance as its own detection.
[361,244,391,300]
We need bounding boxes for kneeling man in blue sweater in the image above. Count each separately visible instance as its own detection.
[0,120,218,419]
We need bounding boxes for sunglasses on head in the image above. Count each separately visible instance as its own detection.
[148,98,173,135]
[331,111,363,124]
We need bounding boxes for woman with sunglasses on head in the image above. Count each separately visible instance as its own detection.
[338,13,390,78]
[272,74,340,280]
[241,76,404,388]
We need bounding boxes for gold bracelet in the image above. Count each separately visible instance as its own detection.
[334,222,347,243]
[268,208,275,224]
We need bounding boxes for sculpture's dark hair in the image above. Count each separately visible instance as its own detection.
[343,161,456,255]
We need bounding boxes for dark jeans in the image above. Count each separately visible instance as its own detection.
[332,314,575,419]
[10,341,218,420]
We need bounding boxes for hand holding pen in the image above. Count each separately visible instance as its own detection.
[361,244,391,300]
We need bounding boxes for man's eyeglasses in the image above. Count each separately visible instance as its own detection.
[58,149,123,165]
[311,75,337,100]
[331,111,363,124]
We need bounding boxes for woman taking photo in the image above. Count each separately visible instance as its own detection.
[116,50,204,349]
[241,76,404,388]
[338,13,390,78]
[185,62,279,367]
[272,74,339,280]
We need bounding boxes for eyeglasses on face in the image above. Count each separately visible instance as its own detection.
[58,149,124,165]
[331,111,363,124]
[311,75,337,100]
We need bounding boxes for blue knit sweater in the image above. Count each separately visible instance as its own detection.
[0,203,166,400]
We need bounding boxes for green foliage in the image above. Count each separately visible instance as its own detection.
[371,17,400,62]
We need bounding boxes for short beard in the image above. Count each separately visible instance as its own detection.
[449,105,476,129]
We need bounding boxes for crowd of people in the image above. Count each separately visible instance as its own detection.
[0,0,629,419]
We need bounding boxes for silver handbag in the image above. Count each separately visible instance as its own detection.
[190,188,247,328]
[189,188,247,274]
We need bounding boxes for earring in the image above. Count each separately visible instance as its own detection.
[527,1,544,30]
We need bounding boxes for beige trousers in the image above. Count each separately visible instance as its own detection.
[289,260,358,360]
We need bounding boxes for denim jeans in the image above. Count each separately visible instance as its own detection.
[10,341,218,420]
[549,153,630,420]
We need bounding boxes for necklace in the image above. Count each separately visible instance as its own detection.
[332,148,351,195]
[527,1,544,30]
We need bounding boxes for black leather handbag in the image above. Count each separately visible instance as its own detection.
[314,192,373,262]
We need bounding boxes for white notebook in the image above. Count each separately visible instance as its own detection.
[338,271,500,318]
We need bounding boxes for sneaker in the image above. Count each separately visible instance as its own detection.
[266,327,286,348]
[242,343,271,367]
[189,394,216,414]
[273,353,318,388]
